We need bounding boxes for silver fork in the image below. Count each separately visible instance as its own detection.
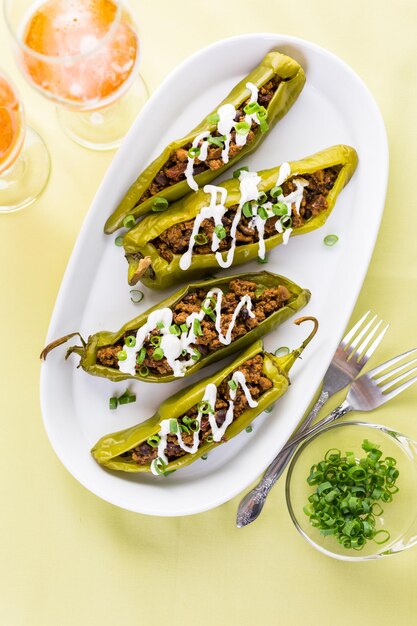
[236,312,389,528]
[283,346,417,449]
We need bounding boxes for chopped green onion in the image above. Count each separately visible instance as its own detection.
[156,321,164,330]
[109,397,118,410]
[274,346,290,357]
[324,234,339,247]
[207,135,226,148]
[214,224,227,239]
[202,304,216,322]
[152,197,169,212]
[125,335,136,348]
[169,419,179,433]
[233,166,249,179]
[130,289,144,304]
[256,106,268,120]
[147,435,160,448]
[181,349,188,357]
[152,347,164,361]
[242,201,253,218]
[153,457,167,475]
[265,405,274,413]
[139,365,149,377]
[188,146,201,159]
[270,186,283,198]
[118,393,136,405]
[259,120,269,133]
[272,202,288,216]
[257,191,268,204]
[115,236,124,247]
[257,206,269,220]
[201,454,208,460]
[257,255,268,264]
[207,113,220,125]
[280,215,293,230]
[228,379,238,391]
[180,324,188,333]
[192,349,201,361]
[194,233,208,245]
[193,319,203,336]
[244,101,260,115]
[245,425,253,433]
[136,347,146,365]
[189,419,200,432]
[150,335,161,348]
[235,121,250,135]
[198,400,213,414]
[206,435,214,443]
[123,215,136,229]
[304,440,399,550]
[169,324,181,336]
[117,350,127,361]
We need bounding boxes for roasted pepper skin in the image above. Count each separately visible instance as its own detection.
[124,145,358,290]
[91,318,318,473]
[40,272,310,383]
[104,51,306,233]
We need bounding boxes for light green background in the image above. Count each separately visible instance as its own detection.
[1,1,417,625]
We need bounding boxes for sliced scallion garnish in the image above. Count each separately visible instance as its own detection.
[214,224,227,239]
[180,323,188,333]
[192,349,201,361]
[109,397,118,410]
[235,121,250,135]
[207,113,220,125]
[156,321,164,330]
[169,324,181,336]
[130,289,144,304]
[272,202,288,216]
[201,454,208,461]
[207,135,226,148]
[139,365,149,377]
[244,101,260,115]
[136,347,146,365]
[228,379,237,391]
[125,335,136,348]
[188,146,201,159]
[169,419,178,433]
[256,106,268,120]
[117,350,127,361]
[198,400,213,414]
[259,120,269,133]
[242,201,253,218]
[152,197,169,212]
[147,435,161,448]
[245,425,253,433]
[324,234,339,247]
[152,347,164,361]
[115,236,124,247]
[118,393,136,405]
[206,434,214,443]
[270,185,283,198]
[194,232,208,245]
[233,166,249,179]
[257,255,268,264]
[150,335,161,348]
[123,215,136,229]
[257,206,269,220]
[257,191,268,204]
[193,319,203,336]
[280,215,293,230]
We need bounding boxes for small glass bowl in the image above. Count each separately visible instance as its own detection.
[285,421,417,561]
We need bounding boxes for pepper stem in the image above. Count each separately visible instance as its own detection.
[40,332,86,361]
[274,316,319,374]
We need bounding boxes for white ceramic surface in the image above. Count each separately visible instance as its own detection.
[40,33,388,516]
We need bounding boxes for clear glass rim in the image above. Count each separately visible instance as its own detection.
[285,420,413,562]
[3,0,123,65]
[0,70,26,174]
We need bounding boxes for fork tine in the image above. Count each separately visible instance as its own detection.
[358,323,390,365]
[367,347,417,377]
[382,373,417,401]
[346,315,378,354]
[341,311,370,347]
[377,357,417,384]
[380,364,417,392]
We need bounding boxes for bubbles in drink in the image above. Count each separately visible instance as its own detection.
[21,0,139,106]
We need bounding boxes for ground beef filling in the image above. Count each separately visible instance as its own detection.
[128,354,272,465]
[151,166,341,263]
[139,76,281,202]
[96,279,291,375]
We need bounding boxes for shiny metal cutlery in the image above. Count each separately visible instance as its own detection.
[236,311,389,528]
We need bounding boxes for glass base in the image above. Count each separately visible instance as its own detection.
[0,126,50,213]
[56,74,149,151]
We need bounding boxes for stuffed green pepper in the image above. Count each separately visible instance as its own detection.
[91,317,318,475]
[40,272,310,383]
[123,145,358,289]
[104,50,306,233]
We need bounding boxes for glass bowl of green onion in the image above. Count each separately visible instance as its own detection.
[285,421,417,561]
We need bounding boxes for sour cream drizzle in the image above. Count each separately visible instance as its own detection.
[184,82,262,191]
[150,370,258,475]
[180,161,309,267]
[118,288,254,378]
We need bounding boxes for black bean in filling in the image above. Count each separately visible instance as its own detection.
[151,166,341,263]
[139,76,281,202]
[128,354,272,465]
[96,278,291,376]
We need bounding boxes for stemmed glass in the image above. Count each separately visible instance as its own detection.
[3,0,149,150]
[0,70,50,212]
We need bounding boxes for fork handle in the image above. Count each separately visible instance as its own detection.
[282,399,352,449]
[236,390,330,528]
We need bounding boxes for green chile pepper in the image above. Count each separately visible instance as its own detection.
[124,145,358,290]
[104,51,306,233]
[40,271,310,383]
[91,317,318,473]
